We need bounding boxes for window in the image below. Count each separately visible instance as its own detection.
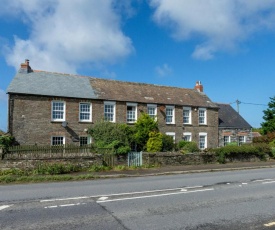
[104,101,116,122]
[51,101,65,121]
[79,103,92,122]
[224,136,231,146]
[183,107,191,124]
[147,104,157,120]
[199,132,207,149]
[127,103,137,123]
[238,136,246,146]
[198,108,207,125]
[166,132,176,142]
[79,136,91,146]
[166,106,175,124]
[183,132,192,142]
[51,136,65,145]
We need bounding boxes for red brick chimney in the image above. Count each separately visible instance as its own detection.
[20,59,32,73]
[194,81,203,92]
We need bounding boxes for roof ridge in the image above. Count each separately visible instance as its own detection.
[33,69,194,91]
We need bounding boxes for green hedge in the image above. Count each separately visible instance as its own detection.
[214,144,270,164]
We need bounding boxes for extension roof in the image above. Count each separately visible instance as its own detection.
[7,67,218,108]
[217,103,252,129]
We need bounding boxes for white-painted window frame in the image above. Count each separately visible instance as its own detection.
[51,101,66,122]
[126,103,138,123]
[183,132,192,142]
[104,101,116,122]
[199,132,207,149]
[198,108,207,125]
[224,136,231,146]
[79,102,92,122]
[147,104,157,120]
[51,136,65,145]
[166,105,175,124]
[183,107,192,124]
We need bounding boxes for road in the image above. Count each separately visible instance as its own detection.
[1,168,275,229]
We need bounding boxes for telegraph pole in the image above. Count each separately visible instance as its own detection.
[236,99,241,113]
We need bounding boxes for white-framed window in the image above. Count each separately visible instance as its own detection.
[51,101,65,121]
[79,103,92,122]
[166,106,175,124]
[198,108,207,125]
[224,136,231,146]
[183,132,192,142]
[127,103,137,123]
[79,136,92,146]
[199,132,207,149]
[104,101,116,122]
[183,107,192,124]
[166,132,176,142]
[238,136,246,146]
[147,104,157,120]
[51,136,65,145]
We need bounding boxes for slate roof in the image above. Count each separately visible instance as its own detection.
[7,67,218,108]
[217,103,252,129]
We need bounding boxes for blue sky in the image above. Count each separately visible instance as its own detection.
[1,0,275,132]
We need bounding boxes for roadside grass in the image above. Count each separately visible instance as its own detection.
[0,163,157,184]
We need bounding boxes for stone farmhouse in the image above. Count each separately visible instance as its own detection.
[7,60,252,149]
[7,60,223,149]
[217,103,252,147]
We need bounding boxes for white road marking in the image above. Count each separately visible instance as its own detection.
[242,183,248,185]
[41,196,88,202]
[97,188,214,203]
[262,181,275,184]
[253,179,273,182]
[44,203,85,209]
[98,197,109,201]
[264,221,275,227]
[0,205,12,211]
[185,186,203,189]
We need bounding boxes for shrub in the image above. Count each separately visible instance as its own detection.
[0,134,15,154]
[146,132,163,152]
[180,142,200,154]
[133,113,159,151]
[214,144,267,164]
[178,140,189,149]
[162,134,174,152]
[88,121,133,154]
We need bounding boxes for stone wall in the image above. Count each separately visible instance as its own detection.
[218,128,253,147]
[143,152,217,166]
[0,151,266,170]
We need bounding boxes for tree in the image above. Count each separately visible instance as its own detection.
[146,131,163,152]
[261,96,275,134]
[133,113,159,151]
[88,121,134,154]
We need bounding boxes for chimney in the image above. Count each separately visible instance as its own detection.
[194,81,203,92]
[19,59,32,73]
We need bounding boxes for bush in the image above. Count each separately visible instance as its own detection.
[178,140,189,149]
[162,134,174,152]
[146,132,163,152]
[0,134,15,154]
[180,142,200,154]
[214,144,267,164]
[88,121,133,154]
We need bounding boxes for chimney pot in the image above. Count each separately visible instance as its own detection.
[194,81,203,92]
[20,59,32,73]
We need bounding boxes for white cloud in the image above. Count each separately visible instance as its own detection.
[149,0,275,60]
[155,63,172,76]
[1,0,133,73]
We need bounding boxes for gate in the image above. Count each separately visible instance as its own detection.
[128,151,142,167]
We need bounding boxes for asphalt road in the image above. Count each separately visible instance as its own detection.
[1,168,275,229]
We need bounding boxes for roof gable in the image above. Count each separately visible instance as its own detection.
[217,103,252,129]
